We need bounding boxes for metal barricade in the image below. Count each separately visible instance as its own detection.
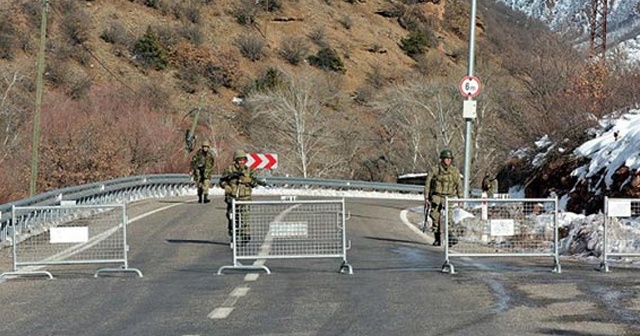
[217,199,352,275]
[0,204,142,280]
[441,197,560,274]
[601,197,640,272]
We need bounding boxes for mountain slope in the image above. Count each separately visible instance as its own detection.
[497,0,640,62]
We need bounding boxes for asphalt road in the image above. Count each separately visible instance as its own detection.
[0,196,638,336]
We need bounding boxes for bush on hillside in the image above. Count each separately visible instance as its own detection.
[242,67,285,95]
[278,37,310,65]
[234,34,266,62]
[233,0,260,25]
[399,30,435,58]
[0,14,15,60]
[100,21,136,48]
[60,6,91,45]
[133,27,169,70]
[307,26,328,47]
[307,47,345,74]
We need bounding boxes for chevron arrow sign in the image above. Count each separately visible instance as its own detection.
[247,153,278,170]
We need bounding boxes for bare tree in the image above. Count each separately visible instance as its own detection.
[372,77,464,173]
[244,71,344,177]
[0,70,26,166]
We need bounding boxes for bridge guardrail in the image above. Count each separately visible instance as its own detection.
[0,174,423,245]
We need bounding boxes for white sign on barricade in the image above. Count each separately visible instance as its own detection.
[218,199,352,275]
[442,197,560,274]
[601,197,640,272]
[0,204,142,280]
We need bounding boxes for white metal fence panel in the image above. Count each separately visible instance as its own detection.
[0,204,142,279]
[441,197,561,274]
[217,199,352,274]
[601,197,640,272]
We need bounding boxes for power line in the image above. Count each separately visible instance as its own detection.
[48,4,139,95]
[81,45,139,95]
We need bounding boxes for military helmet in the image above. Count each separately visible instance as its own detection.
[440,149,453,159]
[201,140,211,148]
[233,149,247,160]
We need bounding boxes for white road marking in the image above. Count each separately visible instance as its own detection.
[231,286,250,297]
[244,273,260,281]
[208,307,234,319]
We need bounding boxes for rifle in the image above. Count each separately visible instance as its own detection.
[423,203,431,233]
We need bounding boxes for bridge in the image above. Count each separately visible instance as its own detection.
[0,176,638,335]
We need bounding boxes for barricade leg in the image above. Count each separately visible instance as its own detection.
[0,270,54,280]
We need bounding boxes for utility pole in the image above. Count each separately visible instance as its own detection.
[184,93,206,157]
[30,0,48,196]
[462,0,478,199]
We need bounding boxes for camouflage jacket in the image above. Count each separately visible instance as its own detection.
[219,163,265,201]
[424,162,463,201]
[190,149,215,179]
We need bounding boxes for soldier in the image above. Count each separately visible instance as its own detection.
[189,140,215,204]
[424,149,463,246]
[219,149,266,246]
[482,171,496,198]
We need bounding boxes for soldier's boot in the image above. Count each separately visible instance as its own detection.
[433,232,441,246]
[203,194,210,204]
[197,190,203,203]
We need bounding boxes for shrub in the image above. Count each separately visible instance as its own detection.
[60,6,91,45]
[67,72,93,100]
[141,0,164,10]
[443,0,469,39]
[177,65,201,94]
[45,61,72,88]
[308,47,345,74]
[307,26,327,47]
[0,14,15,59]
[399,30,435,58]
[178,23,204,46]
[172,1,202,24]
[233,0,259,25]
[203,63,233,93]
[338,15,353,30]
[257,0,281,12]
[132,27,169,70]
[243,67,284,95]
[234,34,266,62]
[100,21,135,48]
[278,36,309,65]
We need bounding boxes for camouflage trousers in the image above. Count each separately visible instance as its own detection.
[429,195,454,233]
[195,177,211,196]
[225,199,250,239]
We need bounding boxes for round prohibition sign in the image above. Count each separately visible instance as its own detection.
[459,75,482,98]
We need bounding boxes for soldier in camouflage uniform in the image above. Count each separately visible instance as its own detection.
[190,140,216,204]
[482,171,500,198]
[424,149,463,246]
[219,149,266,246]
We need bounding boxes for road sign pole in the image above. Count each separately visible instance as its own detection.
[462,0,478,199]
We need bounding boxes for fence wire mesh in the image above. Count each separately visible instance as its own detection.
[218,199,351,274]
[442,197,560,274]
[1,204,142,279]
[602,197,640,272]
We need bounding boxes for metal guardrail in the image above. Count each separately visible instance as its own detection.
[0,174,423,244]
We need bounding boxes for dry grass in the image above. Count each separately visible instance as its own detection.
[4,0,459,113]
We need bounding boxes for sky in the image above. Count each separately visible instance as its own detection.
[204,108,640,267]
